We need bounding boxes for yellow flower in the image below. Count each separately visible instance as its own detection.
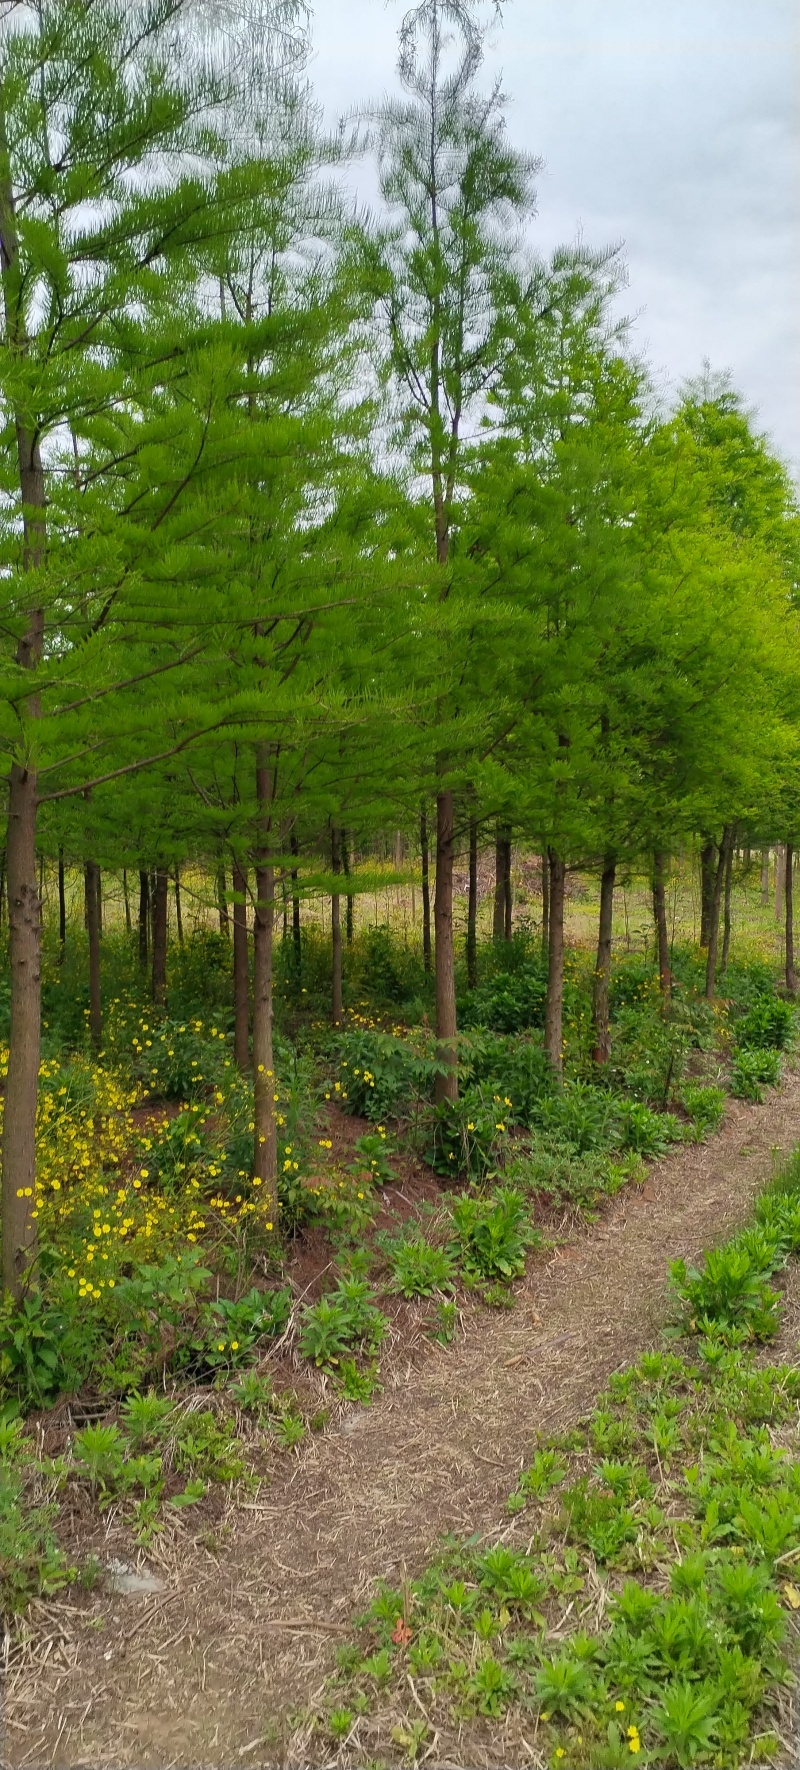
[616,1702,626,1713]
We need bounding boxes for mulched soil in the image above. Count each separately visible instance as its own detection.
[7,1069,800,1770]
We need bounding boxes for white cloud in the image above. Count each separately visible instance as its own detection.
[309,0,799,471]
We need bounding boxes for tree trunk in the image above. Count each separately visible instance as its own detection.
[252,750,277,1218]
[504,836,512,940]
[289,830,301,979]
[58,850,66,952]
[652,850,671,1006]
[544,852,566,1079]
[0,98,48,1298]
[122,866,131,935]
[342,832,354,944]
[138,870,150,969]
[2,767,41,1297]
[592,857,615,1064]
[217,864,230,938]
[721,836,735,976]
[705,825,734,999]
[174,867,183,946]
[786,842,796,997]
[0,848,5,930]
[775,844,786,923]
[331,827,343,1026]
[700,839,716,947]
[421,807,432,973]
[232,858,249,1069]
[466,815,478,988]
[433,789,458,1102]
[761,848,770,906]
[541,851,549,953]
[493,824,505,941]
[85,862,102,1049]
[152,868,168,1006]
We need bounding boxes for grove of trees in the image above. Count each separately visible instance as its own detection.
[1,0,799,1300]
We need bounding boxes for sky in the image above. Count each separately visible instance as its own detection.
[307,0,799,474]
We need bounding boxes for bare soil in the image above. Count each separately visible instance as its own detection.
[7,1070,800,1770]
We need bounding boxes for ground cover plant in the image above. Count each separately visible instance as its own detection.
[0,910,796,1635]
[322,1153,800,1767]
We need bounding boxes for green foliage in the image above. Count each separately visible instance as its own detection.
[335,1031,436,1121]
[735,994,795,1051]
[0,1465,73,1615]
[450,1186,534,1285]
[681,1084,726,1141]
[729,1047,782,1101]
[425,1084,511,1179]
[384,1233,455,1299]
[536,1081,619,1154]
[299,1278,388,1368]
[460,960,548,1034]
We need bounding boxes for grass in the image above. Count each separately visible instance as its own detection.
[322,1154,800,1768]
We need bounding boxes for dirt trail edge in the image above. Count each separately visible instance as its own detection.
[11,1072,800,1770]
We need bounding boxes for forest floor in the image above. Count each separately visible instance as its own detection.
[7,1069,800,1770]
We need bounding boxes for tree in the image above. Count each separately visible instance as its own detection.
[357,0,537,1097]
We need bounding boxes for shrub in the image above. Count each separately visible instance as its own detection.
[425,1085,510,1179]
[671,1242,782,1341]
[616,1100,682,1159]
[450,1186,534,1285]
[535,1081,620,1154]
[729,1047,781,1102]
[735,995,795,1051]
[334,1030,435,1121]
[385,1234,455,1298]
[460,961,548,1033]
[299,1278,388,1368]
[681,1083,726,1140]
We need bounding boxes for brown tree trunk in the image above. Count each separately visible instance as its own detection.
[652,850,672,1006]
[174,867,183,946]
[217,864,230,938]
[342,832,354,944]
[152,868,168,1006]
[3,768,41,1297]
[289,830,301,979]
[541,850,549,953]
[138,870,149,969]
[761,848,770,906]
[122,866,131,935]
[504,836,512,940]
[0,848,5,930]
[331,827,343,1026]
[434,789,458,1101]
[466,815,478,988]
[705,825,734,999]
[786,842,796,997]
[544,852,566,1079]
[700,839,715,946]
[721,836,735,976]
[421,807,432,974]
[775,844,786,923]
[252,750,277,1218]
[592,857,615,1064]
[493,824,505,942]
[232,858,249,1069]
[58,850,66,952]
[85,862,102,1049]
[0,113,47,1300]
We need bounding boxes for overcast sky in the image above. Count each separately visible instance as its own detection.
[307,0,799,474]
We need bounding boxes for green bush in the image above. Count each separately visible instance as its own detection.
[334,1029,435,1121]
[617,1099,683,1159]
[384,1233,455,1299]
[299,1277,388,1368]
[460,960,548,1033]
[729,1047,781,1102]
[735,995,795,1051]
[425,1085,511,1179]
[681,1083,726,1140]
[450,1186,534,1285]
[535,1081,619,1154]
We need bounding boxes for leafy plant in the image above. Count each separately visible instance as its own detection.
[729,1046,782,1102]
[299,1278,388,1368]
[450,1186,534,1284]
[385,1233,455,1298]
[681,1083,726,1140]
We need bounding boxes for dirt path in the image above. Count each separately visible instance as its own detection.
[10,1072,800,1770]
